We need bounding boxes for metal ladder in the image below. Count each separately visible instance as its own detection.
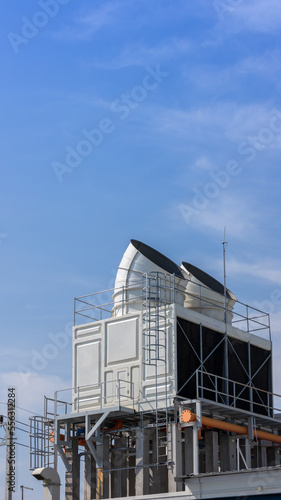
[142,272,173,468]
[29,396,63,471]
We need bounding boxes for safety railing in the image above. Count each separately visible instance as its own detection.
[74,274,271,340]
[54,379,135,416]
[231,301,271,340]
[196,369,281,418]
[74,273,175,325]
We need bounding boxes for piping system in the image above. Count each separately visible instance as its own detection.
[181,410,281,444]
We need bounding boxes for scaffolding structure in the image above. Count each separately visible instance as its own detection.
[30,271,281,499]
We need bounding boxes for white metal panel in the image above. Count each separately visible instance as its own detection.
[75,340,101,387]
[131,366,140,400]
[72,307,177,412]
[105,316,139,366]
[104,371,114,405]
[144,382,172,398]
[74,323,101,339]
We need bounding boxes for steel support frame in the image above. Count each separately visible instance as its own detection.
[85,410,111,468]
[177,315,273,417]
[55,409,113,473]
[180,400,202,475]
[228,338,272,414]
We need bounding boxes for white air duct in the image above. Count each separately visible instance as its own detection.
[32,467,60,500]
[181,262,237,323]
[113,240,188,316]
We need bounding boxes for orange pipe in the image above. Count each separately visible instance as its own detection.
[107,419,123,432]
[181,410,281,445]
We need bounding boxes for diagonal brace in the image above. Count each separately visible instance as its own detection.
[86,410,111,468]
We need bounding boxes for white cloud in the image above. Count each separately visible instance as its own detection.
[183,50,281,94]
[215,0,281,33]
[178,192,257,239]
[236,51,281,78]
[226,259,281,286]
[150,101,281,147]
[53,1,121,41]
[196,202,254,237]
[81,38,192,70]
[269,311,281,337]
[0,372,71,418]
[193,156,216,171]
[52,0,206,43]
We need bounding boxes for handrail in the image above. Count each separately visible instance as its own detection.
[195,369,281,417]
[54,379,136,415]
[73,274,270,340]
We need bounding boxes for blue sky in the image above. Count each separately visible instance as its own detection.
[1,0,281,497]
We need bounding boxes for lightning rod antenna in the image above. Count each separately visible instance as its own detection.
[222,226,228,323]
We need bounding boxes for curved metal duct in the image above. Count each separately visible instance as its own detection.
[113,240,188,316]
[32,467,60,500]
[181,262,237,323]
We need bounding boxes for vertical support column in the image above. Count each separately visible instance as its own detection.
[84,437,111,500]
[258,441,267,467]
[111,437,127,498]
[168,423,183,492]
[150,428,167,494]
[84,444,96,500]
[267,445,280,467]
[150,427,160,494]
[96,442,104,500]
[128,449,136,497]
[102,436,110,500]
[199,323,203,397]
[184,427,193,476]
[192,424,199,476]
[248,342,253,412]
[219,436,236,472]
[251,443,258,469]
[135,429,149,496]
[245,438,251,469]
[205,431,219,473]
[65,438,80,500]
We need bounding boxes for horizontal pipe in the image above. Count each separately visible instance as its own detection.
[181,410,281,444]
